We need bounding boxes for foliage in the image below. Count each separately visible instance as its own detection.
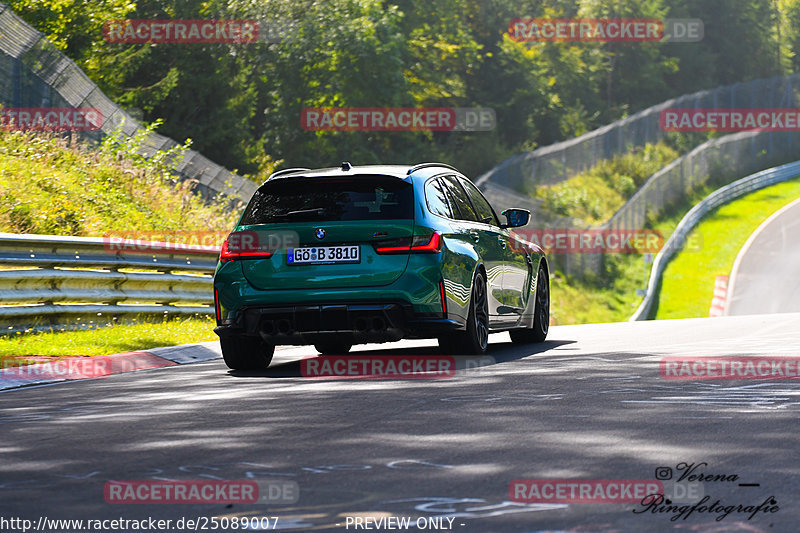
[0,128,236,236]
[533,142,679,224]
[98,118,192,176]
[0,316,218,361]
[655,177,800,319]
[548,168,800,325]
[5,0,790,179]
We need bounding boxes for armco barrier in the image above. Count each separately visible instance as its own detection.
[477,75,800,280]
[630,160,800,321]
[0,233,218,333]
[485,127,800,280]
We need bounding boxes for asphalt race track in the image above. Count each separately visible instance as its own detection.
[727,197,800,316]
[3,313,800,532]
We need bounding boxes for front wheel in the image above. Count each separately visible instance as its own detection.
[510,263,549,344]
[220,336,275,370]
[438,269,489,355]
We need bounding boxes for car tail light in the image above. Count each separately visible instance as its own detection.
[374,232,442,254]
[214,288,222,325]
[439,279,447,317]
[219,239,236,262]
[219,235,272,262]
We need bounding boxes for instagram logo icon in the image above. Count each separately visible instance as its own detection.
[654,467,673,480]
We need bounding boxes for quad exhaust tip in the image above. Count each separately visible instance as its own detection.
[262,315,389,335]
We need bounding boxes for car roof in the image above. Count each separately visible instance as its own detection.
[263,163,463,184]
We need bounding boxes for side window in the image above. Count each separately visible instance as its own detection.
[459,178,499,226]
[424,178,452,218]
[441,175,479,222]
[439,178,464,220]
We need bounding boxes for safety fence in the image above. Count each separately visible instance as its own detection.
[476,74,800,191]
[482,122,800,280]
[605,130,799,233]
[477,72,800,279]
[0,3,257,203]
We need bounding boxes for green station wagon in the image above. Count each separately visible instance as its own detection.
[213,162,549,369]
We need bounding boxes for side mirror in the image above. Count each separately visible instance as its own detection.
[501,208,530,228]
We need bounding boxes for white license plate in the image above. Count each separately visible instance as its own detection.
[288,245,360,265]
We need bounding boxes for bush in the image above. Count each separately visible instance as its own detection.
[533,142,679,224]
[0,125,236,236]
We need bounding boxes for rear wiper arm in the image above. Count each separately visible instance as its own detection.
[277,207,327,217]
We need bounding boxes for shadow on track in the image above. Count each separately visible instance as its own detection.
[227,338,576,379]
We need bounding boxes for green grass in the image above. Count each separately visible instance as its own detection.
[0,129,236,363]
[533,135,716,324]
[0,129,236,236]
[546,174,737,325]
[548,175,800,324]
[654,177,800,319]
[533,142,679,224]
[0,316,218,366]
[549,256,645,325]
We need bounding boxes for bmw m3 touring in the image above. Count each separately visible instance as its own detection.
[213,162,549,369]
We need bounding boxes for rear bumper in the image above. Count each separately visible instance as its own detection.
[214,302,464,345]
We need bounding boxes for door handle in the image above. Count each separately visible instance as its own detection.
[469,231,480,242]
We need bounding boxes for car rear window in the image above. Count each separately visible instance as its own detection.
[240,176,414,224]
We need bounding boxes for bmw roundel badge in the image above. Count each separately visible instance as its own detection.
[315,228,326,240]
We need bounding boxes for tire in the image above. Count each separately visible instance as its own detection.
[220,336,275,370]
[314,340,353,355]
[438,269,489,355]
[510,263,549,344]
[437,334,460,355]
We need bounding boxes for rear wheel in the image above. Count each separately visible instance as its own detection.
[438,269,489,355]
[510,263,549,344]
[220,336,274,370]
[314,340,353,355]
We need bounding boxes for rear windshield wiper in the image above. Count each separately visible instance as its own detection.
[274,207,327,218]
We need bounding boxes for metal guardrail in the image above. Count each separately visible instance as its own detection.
[480,110,800,280]
[0,233,219,333]
[630,160,800,321]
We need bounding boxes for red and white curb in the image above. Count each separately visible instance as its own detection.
[0,341,223,392]
[709,275,729,317]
